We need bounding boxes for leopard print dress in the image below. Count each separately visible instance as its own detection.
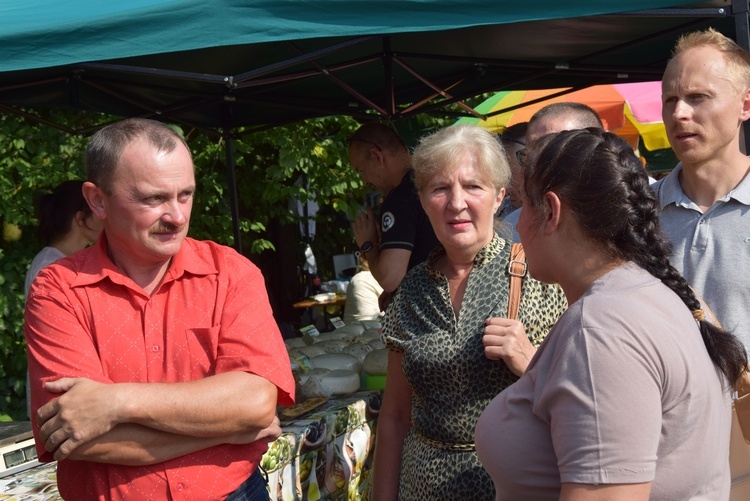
[383,234,567,500]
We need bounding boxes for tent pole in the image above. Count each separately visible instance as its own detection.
[223,128,243,253]
[733,0,750,152]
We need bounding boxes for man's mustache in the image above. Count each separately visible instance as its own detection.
[151,223,184,234]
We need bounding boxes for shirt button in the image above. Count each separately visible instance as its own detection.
[151,345,160,352]
[176,483,184,491]
[699,218,705,224]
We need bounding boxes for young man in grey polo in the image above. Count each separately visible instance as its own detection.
[655,28,750,348]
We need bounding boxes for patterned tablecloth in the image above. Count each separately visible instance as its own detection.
[0,391,382,501]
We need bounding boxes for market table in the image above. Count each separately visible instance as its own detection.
[0,391,381,501]
[293,295,347,327]
[292,295,347,311]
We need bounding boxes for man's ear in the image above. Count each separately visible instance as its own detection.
[740,87,750,122]
[370,146,385,166]
[493,187,506,214]
[542,191,562,235]
[73,210,87,230]
[82,182,107,220]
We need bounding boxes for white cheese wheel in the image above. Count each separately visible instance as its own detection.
[285,337,308,348]
[311,353,362,373]
[368,338,385,350]
[298,344,327,358]
[343,342,373,361]
[315,340,352,354]
[299,374,333,400]
[359,329,381,340]
[315,331,356,342]
[337,323,365,336]
[321,369,361,395]
[297,368,330,385]
[362,348,388,375]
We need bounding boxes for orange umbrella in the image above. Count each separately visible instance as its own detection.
[456,81,669,151]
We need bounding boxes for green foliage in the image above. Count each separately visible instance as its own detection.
[0,111,92,420]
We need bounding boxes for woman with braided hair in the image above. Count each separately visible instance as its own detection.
[475,128,747,500]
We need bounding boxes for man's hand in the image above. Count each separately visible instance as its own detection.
[483,318,536,376]
[352,207,380,248]
[38,378,120,461]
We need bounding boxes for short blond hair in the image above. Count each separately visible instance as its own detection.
[411,125,510,195]
[673,28,750,91]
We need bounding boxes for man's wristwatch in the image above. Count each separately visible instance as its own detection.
[360,241,378,254]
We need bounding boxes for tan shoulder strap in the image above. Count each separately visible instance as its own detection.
[507,243,527,321]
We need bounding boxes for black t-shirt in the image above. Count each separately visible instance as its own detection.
[379,171,439,270]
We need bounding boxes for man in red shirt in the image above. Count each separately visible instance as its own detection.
[24,118,295,501]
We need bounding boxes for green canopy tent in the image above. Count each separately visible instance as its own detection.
[0,0,747,249]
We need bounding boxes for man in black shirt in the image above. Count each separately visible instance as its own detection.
[349,123,439,307]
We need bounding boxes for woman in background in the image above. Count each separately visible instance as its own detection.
[24,180,103,296]
[476,129,747,500]
[343,254,383,323]
[372,125,566,500]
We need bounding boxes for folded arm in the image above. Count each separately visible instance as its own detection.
[38,371,279,462]
[63,417,281,465]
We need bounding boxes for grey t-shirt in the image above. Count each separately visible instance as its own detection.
[24,246,65,299]
[476,262,731,500]
[653,165,750,348]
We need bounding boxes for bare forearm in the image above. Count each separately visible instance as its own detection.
[67,423,228,465]
[118,372,278,436]
[371,415,410,501]
[38,373,280,462]
[369,248,410,293]
[372,352,412,501]
[560,482,651,500]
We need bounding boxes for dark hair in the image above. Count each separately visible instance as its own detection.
[37,180,91,247]
[524,128,747,385]
[528,102,603,130]
[498,122,528,147]
[86,118,191,194]
[348,122,407,154]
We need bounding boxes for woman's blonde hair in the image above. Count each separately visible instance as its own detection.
[411,125,510,194]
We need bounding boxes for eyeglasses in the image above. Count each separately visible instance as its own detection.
[348,137,382,152]
[499,134,526,148]
[515,148,528,167]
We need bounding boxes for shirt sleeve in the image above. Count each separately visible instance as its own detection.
[214,253,295,406]
[381,289,408,353]
[25,267,113,462]
[378,181,420,253]
[534,319,662,485]
[518,280,567,348]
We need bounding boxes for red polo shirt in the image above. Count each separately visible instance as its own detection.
[25,235,294,501]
